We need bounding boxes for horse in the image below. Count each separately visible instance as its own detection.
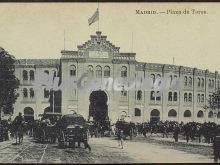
[15,125,24,144]
[10,121,24,144]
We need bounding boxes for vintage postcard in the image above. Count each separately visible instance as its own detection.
[0,2,219,164]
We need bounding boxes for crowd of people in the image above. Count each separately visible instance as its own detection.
[132,120,220,144]
[2,113,220,161]
[1,114,220,145]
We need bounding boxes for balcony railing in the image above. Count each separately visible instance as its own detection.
[149,100,162,105]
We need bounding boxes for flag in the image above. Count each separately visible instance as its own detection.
[88,8,99,26]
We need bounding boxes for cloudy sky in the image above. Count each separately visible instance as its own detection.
[0,3,220,72]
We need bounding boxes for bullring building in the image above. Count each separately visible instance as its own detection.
[12,31,220,124]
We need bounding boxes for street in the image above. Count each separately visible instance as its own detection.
[0,135,214,163]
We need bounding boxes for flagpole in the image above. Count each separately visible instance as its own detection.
[131,32,133,53]
[98,2,100,31]
[64,29,66,50]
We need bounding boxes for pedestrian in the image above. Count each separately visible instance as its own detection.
[185,124,190,143]
[0,121,4,142]
[213,135,220,163]
[117,129,124,149]
[83,129,91,152]
[173,124,180,142]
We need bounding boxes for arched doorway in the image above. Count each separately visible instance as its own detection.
[150,109,160,123]
[44,107,52,114]
[89,90,108,126]
[24,107,34,121]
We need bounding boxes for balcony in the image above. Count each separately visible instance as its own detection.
[149,100,162,105]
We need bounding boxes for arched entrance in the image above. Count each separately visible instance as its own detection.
[24,107,34,121]
[89,90,108,126]
[150,109,160,123]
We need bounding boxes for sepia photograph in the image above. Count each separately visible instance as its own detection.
[0,2,220,164]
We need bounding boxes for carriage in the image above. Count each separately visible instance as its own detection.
[57,114,89,148]
[115,120,135,140]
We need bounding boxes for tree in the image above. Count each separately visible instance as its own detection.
[207,89,220,120]
[0,47,19,117]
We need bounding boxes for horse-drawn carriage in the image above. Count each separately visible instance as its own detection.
[35,120,57,143]
[115,120,135,140]
[57,114,89,148]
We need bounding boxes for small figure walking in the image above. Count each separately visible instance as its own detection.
[117,129,124,149]
[213,135,220,163]
[173,124,180,142]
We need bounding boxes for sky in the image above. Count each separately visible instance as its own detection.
[0,3,220,72]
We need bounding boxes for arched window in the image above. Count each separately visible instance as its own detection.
[208,79,211,87]
[53,70,57,77]
[150,91,155,100]
[121,90,127,97]
[44,88,50,98]
[156,91,161,101]
[44,70,49,75]
[197,78,201,87]
[197,94,200,103]
[184,76,187,86]
[168,92,172,101]
[88,65,94,78]
[197,110,204,118]
[151,74,155,83]
[96,66,102,78]
[188,77,192,87]
[174,92,178,101]
[208,111,214,118]
[188,93,192,102]
[184,110,191,117]
[184,93,188,102]
[29,88,34,98]
[137,90,142,100]
[212,80,215,88]
[151,109,160,117]
[201,78,205,88]
[23,70,28,81]
[104,66,110,77]
[168,109,177,117]
[134,108,141,117]
[23,88,28,98]
[217,112,220,118]
[121,66,127,78]
[157,74,161,78]
[201,94,204,103]
[121,111,127,118]
[70,65,76,76]
[169,75,172,85]
[24,107,34,121]
[29,70,35,81]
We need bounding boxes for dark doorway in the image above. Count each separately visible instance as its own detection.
[24,107,34,122]
[150,109,160,123]
[89,90,108,125]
